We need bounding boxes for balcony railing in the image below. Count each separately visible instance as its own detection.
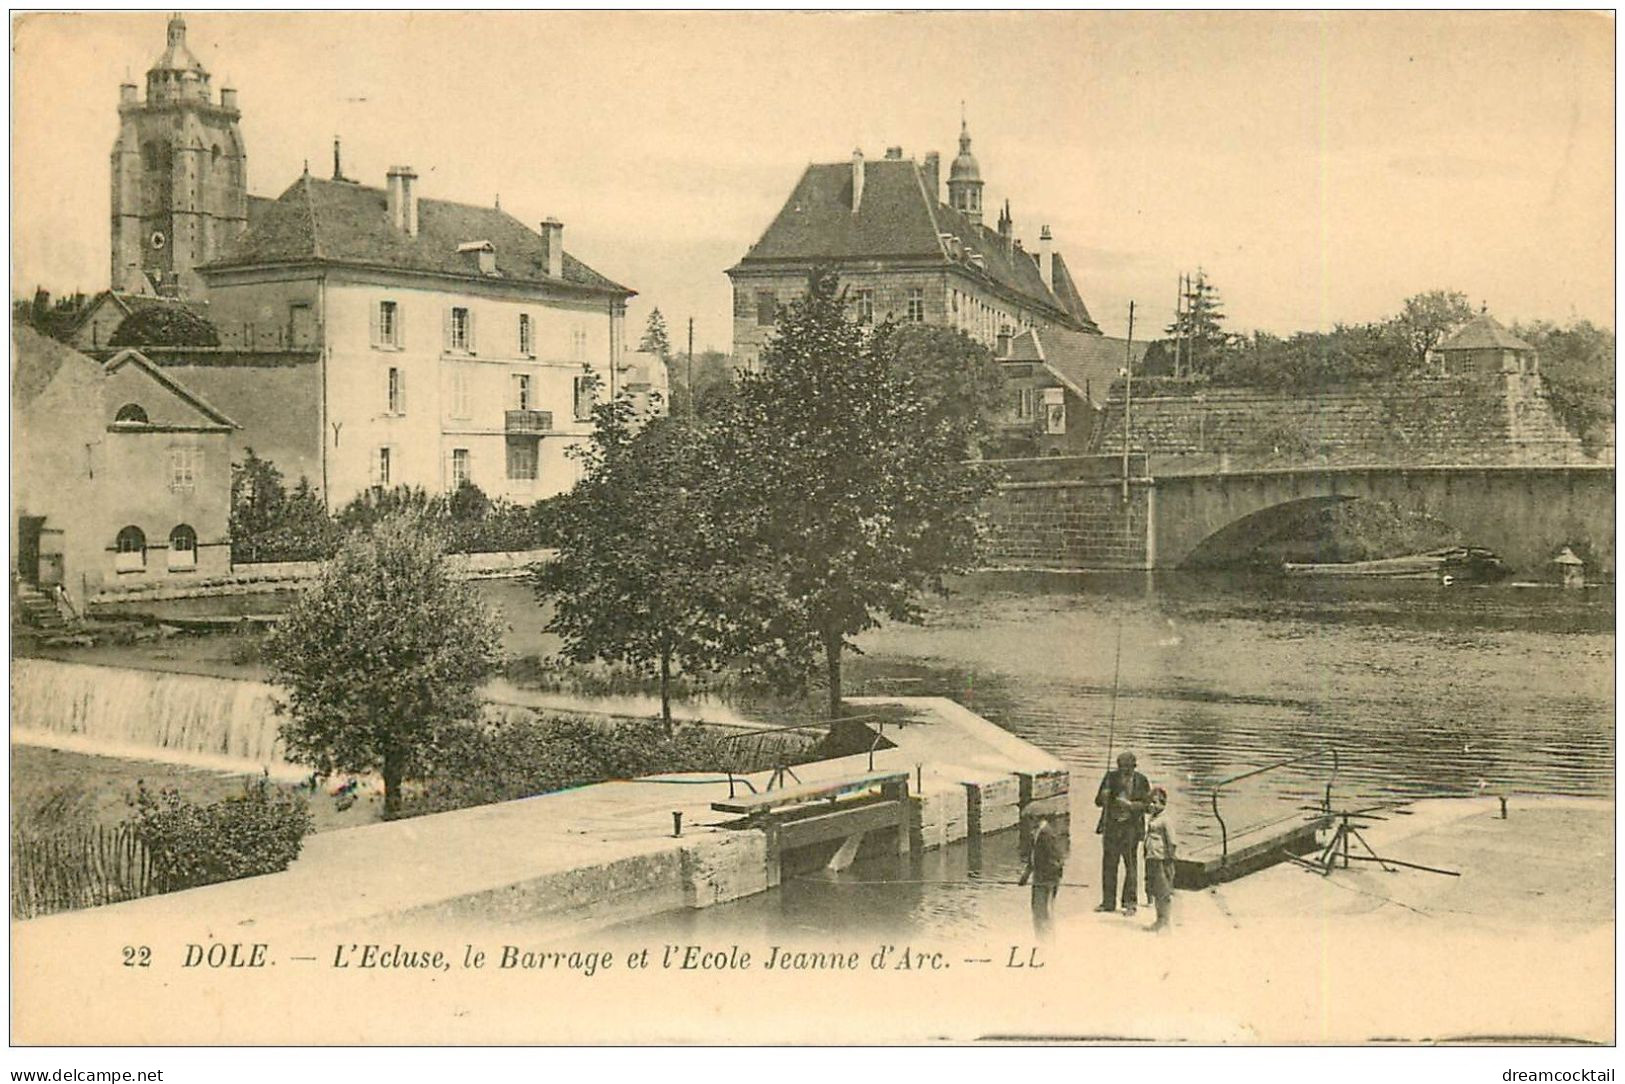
[505,409,553,435]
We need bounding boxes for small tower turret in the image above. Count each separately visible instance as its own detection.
[947,116,984,226]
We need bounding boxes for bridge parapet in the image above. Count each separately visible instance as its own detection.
[1095,376,1602,472]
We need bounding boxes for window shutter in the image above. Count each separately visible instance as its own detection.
[468,309,478,354]
[396,303,404,349]
[443,307,452,351]
[398,370,406,416]
[369,301,380,347]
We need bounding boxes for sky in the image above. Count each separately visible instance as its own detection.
[10,10,1615,350]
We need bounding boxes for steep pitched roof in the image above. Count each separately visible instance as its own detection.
[733,157,1098,332]
[13,326,100,409]
[1004,327,1147,405]
[103,349,240,429]
[1435,313,1537,353]
[66,291,212,338]
[205,175,632,296]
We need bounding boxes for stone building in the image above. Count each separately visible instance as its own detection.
[995,327,1148,457]
[13,326,238,607]
[93,14,637,510]
[1430,311,1540,376]
[109,15,250,299]
[727,121,1101,372]
[198,171,635,506]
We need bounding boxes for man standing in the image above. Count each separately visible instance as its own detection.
[1095,750,1151,914]
[1018,811,1066,939]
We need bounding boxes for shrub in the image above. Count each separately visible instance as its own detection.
[130,774,313,893]
[405,710,816,818]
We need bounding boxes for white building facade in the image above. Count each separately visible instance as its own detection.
[200,171,634,508]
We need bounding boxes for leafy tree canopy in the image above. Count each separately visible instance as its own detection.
[535,389,732,727]
[710,267,996,715]
[264,514,503,817]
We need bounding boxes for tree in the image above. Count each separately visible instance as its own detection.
[264,514,503,818]
[668,348,738,418]
[1165,269,1234,377]
[230,449,337,563]
[639,307,672,361]
[1516,318,1615,455]
[711,268,995,717]
[535,390,730,729]
[1394,289,1473,366]
[873,323,1007,456]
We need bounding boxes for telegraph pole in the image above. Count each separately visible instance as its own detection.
[687,317,695,416]
[1122,301,1135,503]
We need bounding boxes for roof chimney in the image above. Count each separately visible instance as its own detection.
[540,218,564,278]
[220,85,237,112]
[884,146,903,160]
[332,137,342,181]
[119,80,138,105]
[851,148,865,213]
[1039,224,1054,293]
[387,166,419,237]
[922,152,940,203]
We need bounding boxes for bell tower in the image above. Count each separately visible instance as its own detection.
[947,116,984,226]
[110,14,247,297]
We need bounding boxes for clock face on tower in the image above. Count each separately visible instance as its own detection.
[150,230,166,250]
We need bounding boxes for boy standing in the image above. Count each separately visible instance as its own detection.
[1144,787,1178,932]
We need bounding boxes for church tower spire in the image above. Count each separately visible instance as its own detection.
[110,13,247,297]
[947,114,984,226]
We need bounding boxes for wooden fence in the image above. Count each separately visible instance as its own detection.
[11,823,154,919]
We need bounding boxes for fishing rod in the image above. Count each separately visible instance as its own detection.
[1104,604,1125,769]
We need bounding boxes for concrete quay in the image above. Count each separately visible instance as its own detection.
[13,697,1066,945]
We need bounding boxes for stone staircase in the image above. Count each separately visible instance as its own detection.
[13,582,69,631]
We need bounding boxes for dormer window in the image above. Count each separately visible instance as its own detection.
[457,240,498,277]
[114,403,149,425]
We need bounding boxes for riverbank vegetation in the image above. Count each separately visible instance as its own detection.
[1138,287,1614,448]
[229,448,556,564]
[538,269,999,720]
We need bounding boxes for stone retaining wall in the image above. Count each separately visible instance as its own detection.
[1094,375,1596,469]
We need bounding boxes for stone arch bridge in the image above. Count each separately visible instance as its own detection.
[983,458,1615,578]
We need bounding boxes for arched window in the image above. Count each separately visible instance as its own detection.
[168,524,197,571]
[114,403,149,425]
[114,526,147,573]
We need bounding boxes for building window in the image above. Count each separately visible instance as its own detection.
[907,288,925,323]
[506,440,538,482]
[1015,387,1036,422]
[372,446,392,488]
[451,448,472,490]
[114,403,149,425]
[386,366,405,415]
[518,313,533,356]
[169,447,200,492]
[513,373,532,411]
[373,300,401,348]
[451,370,471,419]
[115,526,146,573]
[447,306,475,352]
[573,375,595,421]
[756,290,777,326]
[168,524,197,570]
[1043,387,1067,435]
[853,289,874,325]
[572,327,588,361]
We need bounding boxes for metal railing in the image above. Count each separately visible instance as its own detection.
[1209,746,1339,861]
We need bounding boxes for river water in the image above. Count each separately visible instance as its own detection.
[520,570,1611,941]
[83,572,1615,939]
